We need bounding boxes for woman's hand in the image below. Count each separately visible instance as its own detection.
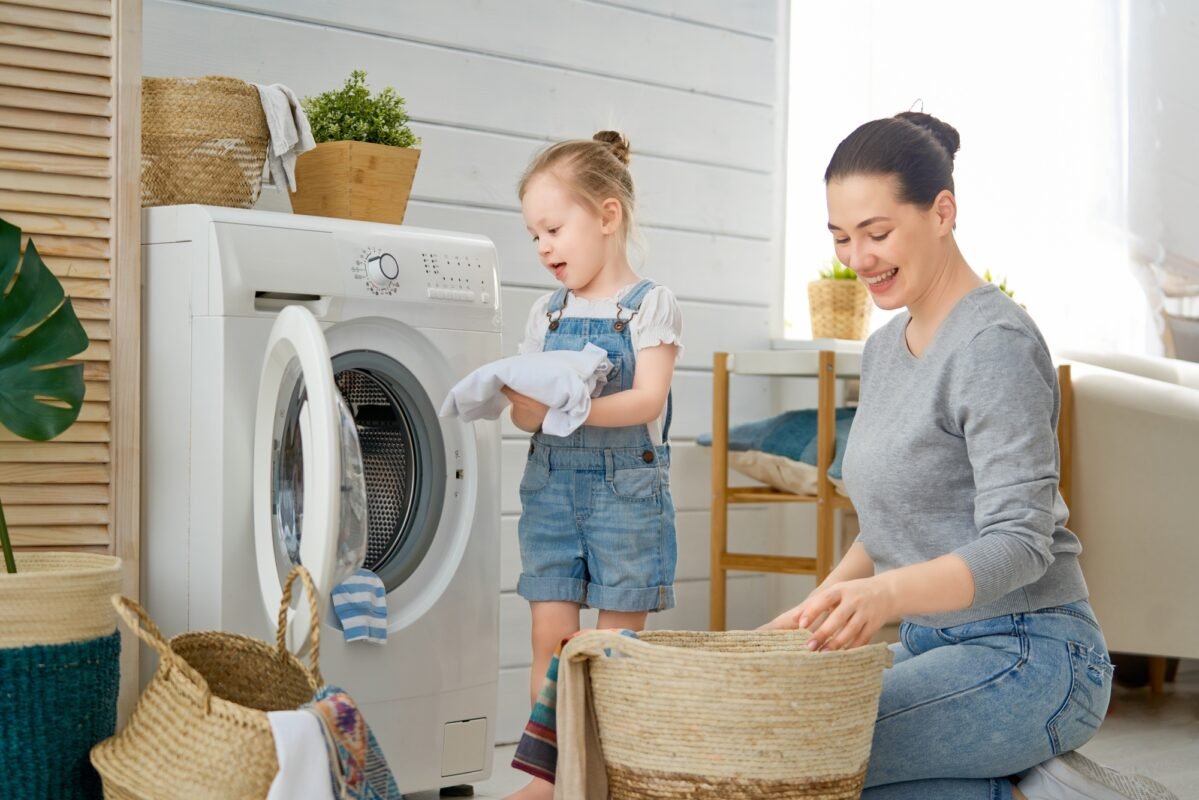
[758,604,806,631]
[502,386,549,432]
[797,576,896,651]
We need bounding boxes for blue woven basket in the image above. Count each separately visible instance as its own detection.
[0,631,121,800]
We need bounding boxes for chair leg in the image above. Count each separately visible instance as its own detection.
[1148,655,1167,695]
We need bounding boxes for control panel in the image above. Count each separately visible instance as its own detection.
[345,233,497,307]
[420,251,491,305]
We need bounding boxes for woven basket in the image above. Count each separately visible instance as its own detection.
[808,279,872,340]
[0,553,122,800]
[90,566,323,800]
[0,552,122,648]
[141,75,269,209]
[573,628,892,799]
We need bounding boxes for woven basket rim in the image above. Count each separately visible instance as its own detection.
[595,629,893,663]
[3,552,121,583]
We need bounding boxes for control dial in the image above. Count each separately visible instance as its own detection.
[365,252,399,289]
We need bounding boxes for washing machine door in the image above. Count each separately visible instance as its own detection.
[253,305,368,652]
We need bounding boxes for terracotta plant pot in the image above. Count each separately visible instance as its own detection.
[289,140,420,225]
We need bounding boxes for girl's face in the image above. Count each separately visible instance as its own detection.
[521,172,619,292]
[826,174,953,312]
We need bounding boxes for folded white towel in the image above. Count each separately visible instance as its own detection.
[266,709,336,800]
[254,83,317,192]
[439,343,612,437]
[330,568,387,645]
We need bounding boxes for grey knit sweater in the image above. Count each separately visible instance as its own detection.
[842,284,1088,627]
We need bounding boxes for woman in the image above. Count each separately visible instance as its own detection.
[763,111,1177,800]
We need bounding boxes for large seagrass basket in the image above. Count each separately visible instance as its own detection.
[0,553,122,800]
[571,628,892,799]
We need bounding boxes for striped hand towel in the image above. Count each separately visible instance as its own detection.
[330,569,388,644]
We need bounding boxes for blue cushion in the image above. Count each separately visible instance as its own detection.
[698,408,856,479]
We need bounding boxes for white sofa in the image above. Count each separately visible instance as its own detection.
[1057,350,1199,663]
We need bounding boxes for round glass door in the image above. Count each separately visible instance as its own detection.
[253,306,367,651]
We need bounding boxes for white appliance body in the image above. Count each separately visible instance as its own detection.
[141,205,501,791]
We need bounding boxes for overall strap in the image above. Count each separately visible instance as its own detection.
[662,390,673,443]
[546,287,570,313]
[545,287,570,332]
[619,279,657,311]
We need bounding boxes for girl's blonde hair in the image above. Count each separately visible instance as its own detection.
[518,131,638,245]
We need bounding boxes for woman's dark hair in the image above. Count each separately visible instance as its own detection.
[824,111,961,207]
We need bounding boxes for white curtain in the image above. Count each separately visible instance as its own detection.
[784,0,1152,355]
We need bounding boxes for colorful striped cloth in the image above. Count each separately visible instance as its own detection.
[306,685,403,800]
[330,568,388,644]
[511,629,639,783]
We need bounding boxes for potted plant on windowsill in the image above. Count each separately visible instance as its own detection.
[0,217,123,799]
[808,257,872,340]
[290,69,422,225]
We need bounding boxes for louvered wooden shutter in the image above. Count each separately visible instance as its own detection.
[0,0,140,576]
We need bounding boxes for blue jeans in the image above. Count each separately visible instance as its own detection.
[863,600,1114,800]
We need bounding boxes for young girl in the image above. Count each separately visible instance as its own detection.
[503,131,681,800]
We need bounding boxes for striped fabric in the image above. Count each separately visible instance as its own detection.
[512,629,639,783]
[330,569,388,644]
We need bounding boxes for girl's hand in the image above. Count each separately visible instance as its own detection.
[797,576,896,651]
[502,386,549,430]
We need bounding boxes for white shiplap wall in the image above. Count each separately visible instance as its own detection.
[143,0,790,742]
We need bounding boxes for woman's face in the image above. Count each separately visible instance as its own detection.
[826,174,951,312]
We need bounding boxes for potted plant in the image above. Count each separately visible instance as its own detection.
[290,69,422,225]
[0,217,122,799]
[808,257,872,340]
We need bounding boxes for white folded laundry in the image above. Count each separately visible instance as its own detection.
[254,83,317,192]
[265,709,335,800]
[439,343,612,436]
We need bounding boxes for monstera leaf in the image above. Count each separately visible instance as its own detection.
[0,217,89,573]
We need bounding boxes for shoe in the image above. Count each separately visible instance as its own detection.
[1018,751,1178,800]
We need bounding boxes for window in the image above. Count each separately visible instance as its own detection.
[784,1,1150,354]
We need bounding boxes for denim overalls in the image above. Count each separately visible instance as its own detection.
[516,279,678,612]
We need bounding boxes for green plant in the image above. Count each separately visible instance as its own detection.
[818,257,856,281]
[983,269,1016,300]
[302,69,421,148]
[0,218,88,574]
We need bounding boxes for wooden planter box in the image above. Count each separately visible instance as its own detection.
[289,140,420,224]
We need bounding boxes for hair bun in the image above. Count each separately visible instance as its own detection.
[593,130,631,165]
[895,111,960,160]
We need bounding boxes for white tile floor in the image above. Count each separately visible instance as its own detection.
[410,660,1198,799]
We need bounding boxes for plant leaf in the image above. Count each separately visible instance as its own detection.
[0,218,88,441]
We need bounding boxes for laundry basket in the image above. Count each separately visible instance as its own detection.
[571,628,892,800]
[90,566,323,800]
[0,553,122,800]
[141,75,269,209]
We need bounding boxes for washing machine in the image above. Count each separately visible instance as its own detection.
[140,204,501,792]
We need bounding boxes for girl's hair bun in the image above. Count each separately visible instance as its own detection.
[593,130,631,165]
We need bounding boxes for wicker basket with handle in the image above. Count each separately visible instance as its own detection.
[140,75,269,209]
[90,566,323,800]
[808,279,872,340]
[570,628,892,799]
